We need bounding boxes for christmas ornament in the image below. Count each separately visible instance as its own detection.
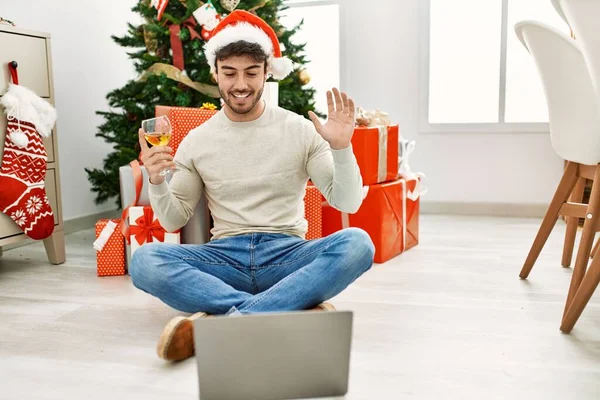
[0,62,56,240]
[143,25,158,55]
[299,69,311,85]
[151,0,169,21]
[204,10,294,80]
[193,0,223,41]
[156,45,170,59]
[220,0,240,12]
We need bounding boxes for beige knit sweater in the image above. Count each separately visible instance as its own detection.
[148,102,363,241]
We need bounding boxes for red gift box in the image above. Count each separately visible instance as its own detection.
[352,125,399,186]
[304,183,323,240]
[94,219,126,276]
[403,178,420,251]
[322,178,420,263]
[155,105,218,155]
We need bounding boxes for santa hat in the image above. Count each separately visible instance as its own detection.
[204,10,294,80]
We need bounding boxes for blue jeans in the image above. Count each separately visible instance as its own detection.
[129,228,375,315]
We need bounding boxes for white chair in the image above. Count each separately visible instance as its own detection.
[550,0,600,332]
[550,0,600,271]
[549,0,596,269]
[515,21,600,332]
[559,0,600,93]
[550,0,569,28]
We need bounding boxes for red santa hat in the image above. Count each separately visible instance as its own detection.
[204,10,294,80]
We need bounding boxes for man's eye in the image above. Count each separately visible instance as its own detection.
[248,73,258,77]
[224,74,235,77]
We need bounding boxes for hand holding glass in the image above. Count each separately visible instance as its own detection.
[141,116,178,176]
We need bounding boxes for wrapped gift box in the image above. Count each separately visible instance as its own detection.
[403,178,421,251]
[352,125,399,186]
[94,219,126,277]
[304,183,323,240]
[155,105,218,156]
[119,161,151,206]
[119,162,211,251]
[322,177,420,263]
[127,206,180,259]
[398,138,426,251]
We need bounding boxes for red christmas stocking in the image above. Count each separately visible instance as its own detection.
[0,63,57,240]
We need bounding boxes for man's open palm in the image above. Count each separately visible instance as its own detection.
[308,88,355,150]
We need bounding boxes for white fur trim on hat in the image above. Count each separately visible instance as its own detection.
[204,22,272,73]
[204,22,294,80]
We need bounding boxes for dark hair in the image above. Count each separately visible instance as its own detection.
[215,41,268,72]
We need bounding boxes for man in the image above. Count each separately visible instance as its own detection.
[129,10,375,362]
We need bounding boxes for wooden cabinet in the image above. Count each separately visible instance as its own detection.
[0,26,65,264]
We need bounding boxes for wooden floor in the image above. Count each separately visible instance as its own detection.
[1,214,599,399]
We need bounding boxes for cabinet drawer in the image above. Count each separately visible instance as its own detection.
[0,168,59,240]
[0,113,55,163]
[0,32,50,98]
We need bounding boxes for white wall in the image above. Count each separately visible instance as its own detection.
[3,0,141,220]
[339,0,563,209]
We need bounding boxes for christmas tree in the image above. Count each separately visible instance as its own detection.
[85,0,318,206]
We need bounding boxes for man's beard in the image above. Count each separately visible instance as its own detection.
[220,86,264,115]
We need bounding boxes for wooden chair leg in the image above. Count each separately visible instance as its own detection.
[520,161,579,279]
[563,166,600,316]
[560,249,600,333]
[562,177,586,267]
[590,237,600,259]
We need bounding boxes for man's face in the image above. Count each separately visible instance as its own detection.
[216,55,266,115]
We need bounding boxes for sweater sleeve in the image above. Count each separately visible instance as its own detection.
[147,141,203,232]
[305,122,364,213]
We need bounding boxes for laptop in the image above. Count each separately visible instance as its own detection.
[193,310,353,400]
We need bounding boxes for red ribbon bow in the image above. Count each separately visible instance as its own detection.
[169,16,202,71]
[129,207,166,246]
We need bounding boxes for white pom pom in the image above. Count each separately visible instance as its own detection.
[269,57,294,80]
[9,130,28,148]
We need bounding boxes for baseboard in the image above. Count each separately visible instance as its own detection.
[62,209,121,235]
[421,201,548,218]
[1,208,120,251]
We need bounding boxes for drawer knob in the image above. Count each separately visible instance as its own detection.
[10,60,17,68]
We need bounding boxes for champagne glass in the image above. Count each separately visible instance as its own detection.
[141,116,178,176]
